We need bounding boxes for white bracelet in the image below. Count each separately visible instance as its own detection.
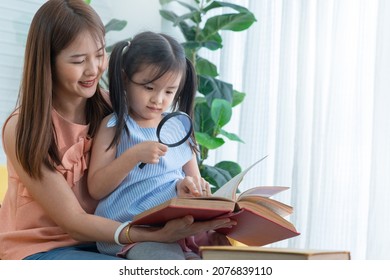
[114,222,129,246]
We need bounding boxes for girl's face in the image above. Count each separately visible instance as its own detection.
[126,66,182,127]
[53,30,107,107]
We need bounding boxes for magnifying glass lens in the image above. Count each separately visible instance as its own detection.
[158,114,192,146]
[139,112,193,169]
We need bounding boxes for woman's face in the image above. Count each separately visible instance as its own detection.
[53,30,107,105]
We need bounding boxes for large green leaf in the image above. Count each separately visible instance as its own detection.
[194,99,214,134]
[220,129,245,143]
[200,164,232,189]
[161,8,200,26]
[173,11,200,25]
[197,75,215,95]
[198,75,233,106]
[182,40,221,52]
[195,132,225,149]
[204,1,254,14]
[194,96,207,104]
[215,161,242,178]
[202,13,256,40]
[159,10,178,23]
[181,40,202,53]
[178,22,196,42]
[104,19,127,33]
[195,56,218,77]
[196,32,223,50]
[232,90,246,106]
[202,40,222,51]
[161,9,200,29]
[211,99,232,128]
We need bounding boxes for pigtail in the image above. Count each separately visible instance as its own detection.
[108,41,130,149]
[175,57,198,151]
[175,58,197,118]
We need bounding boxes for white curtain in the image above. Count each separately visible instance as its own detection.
[209,0,390,259]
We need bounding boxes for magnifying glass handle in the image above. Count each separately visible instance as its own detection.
[139,162,146,169]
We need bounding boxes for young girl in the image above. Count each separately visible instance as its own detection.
[0,0,233,260]
[88,31,229,259]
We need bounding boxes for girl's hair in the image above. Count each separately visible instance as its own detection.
[108,31,198,151]
[16,0,111,179]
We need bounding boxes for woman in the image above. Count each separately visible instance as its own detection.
[0,0,234,260]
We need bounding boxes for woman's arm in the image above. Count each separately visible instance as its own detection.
[3,115,120,242]
[4,115,235,244]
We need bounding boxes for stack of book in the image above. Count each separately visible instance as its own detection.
[199,246,351,260]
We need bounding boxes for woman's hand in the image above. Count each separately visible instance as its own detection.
[131,215,236,243]
[176,176,211,197]
[160,216,236,243]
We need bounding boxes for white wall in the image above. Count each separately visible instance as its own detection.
[102,0,163,44]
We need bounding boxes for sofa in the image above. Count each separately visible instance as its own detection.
[0,165,7,205]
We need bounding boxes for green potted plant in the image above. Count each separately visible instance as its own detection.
[160,0,256,192]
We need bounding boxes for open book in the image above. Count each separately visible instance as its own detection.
[132,155,300,246]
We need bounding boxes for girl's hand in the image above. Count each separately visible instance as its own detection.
[176,176,211,197]
[133,141,168,165]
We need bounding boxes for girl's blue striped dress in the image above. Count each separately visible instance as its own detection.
[95,114,193,256]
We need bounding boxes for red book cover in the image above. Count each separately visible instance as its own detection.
[131,198,234,226]
[216,208,300,246]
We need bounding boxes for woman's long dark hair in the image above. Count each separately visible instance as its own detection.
[108,31,198,151]
[16,0,111,179]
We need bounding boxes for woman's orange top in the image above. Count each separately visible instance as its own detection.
[0,110,98,260]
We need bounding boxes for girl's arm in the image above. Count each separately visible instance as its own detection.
[88,114,169,200]
[4,115,234,244]
[182,153,201,178]
[88,114,138,199]
[178,153,211,197]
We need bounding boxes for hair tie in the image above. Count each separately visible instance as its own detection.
[122,41,131,55]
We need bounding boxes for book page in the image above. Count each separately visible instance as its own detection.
[240,195,293,217]
[212,155,268,200]
[239,186,289,198]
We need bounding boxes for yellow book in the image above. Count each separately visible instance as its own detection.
[200,246,351,260]
[0,165,8,204]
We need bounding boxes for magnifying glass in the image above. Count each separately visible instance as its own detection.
[139,111,193,169]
